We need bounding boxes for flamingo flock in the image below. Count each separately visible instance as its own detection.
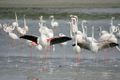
[0,13,120,54]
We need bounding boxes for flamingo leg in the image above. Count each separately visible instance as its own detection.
[104,49,109,64]
[116,46,120,52]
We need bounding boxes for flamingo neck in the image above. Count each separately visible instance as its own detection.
[82,22,85,36]
[85,26,88,38]
[15,12,18,25]
[24,16,26,27]
[75,33,77,47]
[69,22,73,38]
[99,27,102,36]
[92,26,94,40]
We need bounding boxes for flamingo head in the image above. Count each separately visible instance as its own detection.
[49,15,54,19]
[12,22,18,27]
[101,30,108,35]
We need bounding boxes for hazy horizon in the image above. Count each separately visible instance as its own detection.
[0,0,120,8]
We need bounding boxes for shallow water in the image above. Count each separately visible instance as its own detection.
[0,56,120,80]
[0,14,120,80]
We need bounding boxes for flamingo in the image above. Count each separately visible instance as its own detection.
[73,26,119,53]
[3,23,18,39]
[12,12,19,28]
[69,15,86,44]
[113,24,120,39]
[99,30,117,44]
[84,26,98,53]
[116,26,120,38]
[8,31,19,39]
[3,24,15,33]
[110,17,118,33]
[3,23,19,39]
[15,14,28,35]
[84,26,97,43]
[50,15,59,29]
[73,32,81,66]
[38,16,54,38]
[19,34,72,49]
[73,32,81,54]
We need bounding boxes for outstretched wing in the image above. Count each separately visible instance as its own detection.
[98,40,119,50]
[50,36,72,45]
[20,35,38,44]
[72,43,90,50]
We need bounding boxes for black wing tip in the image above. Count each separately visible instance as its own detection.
[19,35,38,44]
[110,43,119,47]
[72,43,80,46]
[19,35,29,38]
[50,36,72,45]
[63,36,72,40]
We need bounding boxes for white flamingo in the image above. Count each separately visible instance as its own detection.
[3,24,19,39]
[69,15,86,44]
[99,30,117,44]
[73,32,81,54]
[110,17,117,33]
[8,31,19,39]
[15,14,28,35]
[116,26,120,38]
[12,12,19,27]
[50,15,59,29]
[73,25,119,53]
[73,32,81,66]
[3,24,15,33]
[38,16,54,38]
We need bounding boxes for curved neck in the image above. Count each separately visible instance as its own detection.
[15,12,18,23]
[40,16,43,22]
[24,15,27,27]
[99,27,102,36]
[69,22,73,38]
[85,26,88,38]
[111,17,114,27]
[75,33,77,47]
[82,21,85,36]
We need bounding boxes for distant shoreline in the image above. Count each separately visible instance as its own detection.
[0,3,120,8]
[0,7,120,20]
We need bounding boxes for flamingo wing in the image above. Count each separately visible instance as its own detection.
[72,43,90,50]
[50,36,72,45]
[98,41,119,50]
[20,35,38,44]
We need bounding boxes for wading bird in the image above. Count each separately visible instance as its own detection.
[19,34,72,49]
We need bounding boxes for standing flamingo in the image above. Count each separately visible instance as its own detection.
[39,16,54,38]
[73,26,119,53]
[15,14,29,35]
[50,15,59,29]
[110,17,117,33]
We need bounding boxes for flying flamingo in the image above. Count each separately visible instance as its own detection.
[20,34,71,48]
